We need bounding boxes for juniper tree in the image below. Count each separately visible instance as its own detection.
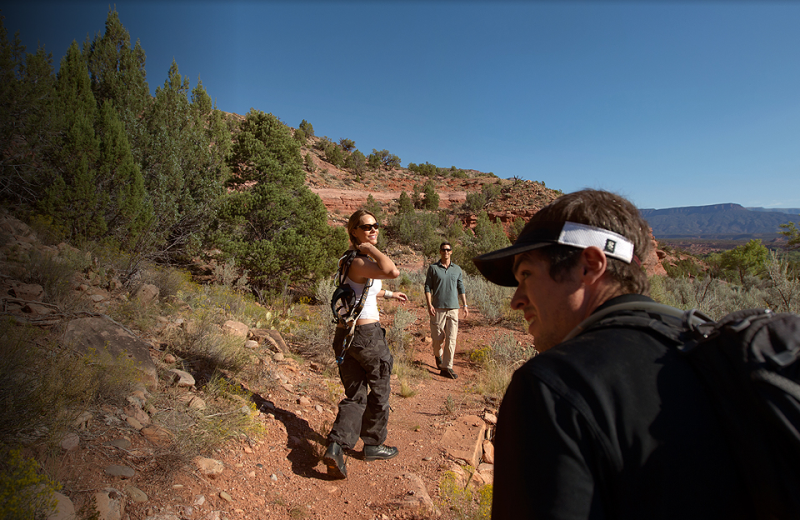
[0,19,58,205]
[345,149,367,177]
[214,110,346,289]
[780,222,800,250]
[456,212,511,275]
[138,62,228,259]
[397,191,414,215]
[42,41,147,244]
[422,179,440,211]
[84,8,150,163]
[299,119,314,138]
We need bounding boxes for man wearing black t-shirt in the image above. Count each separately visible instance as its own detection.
[473,189,754,520]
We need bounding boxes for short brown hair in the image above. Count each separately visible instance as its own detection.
[346,209,377,247]
[524,189,651,295]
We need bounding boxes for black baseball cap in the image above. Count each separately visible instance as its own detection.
[472,221,635,287]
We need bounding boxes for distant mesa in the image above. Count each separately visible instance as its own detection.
[640,204,799,239]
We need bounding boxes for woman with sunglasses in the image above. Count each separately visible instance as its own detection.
[323,209,408,479]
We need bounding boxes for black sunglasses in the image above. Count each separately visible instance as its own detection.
[441,248,452,252]
[358,223,380,231]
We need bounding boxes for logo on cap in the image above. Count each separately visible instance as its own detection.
[604,239,616,254]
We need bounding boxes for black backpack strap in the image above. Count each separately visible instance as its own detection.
[563,301,712,345]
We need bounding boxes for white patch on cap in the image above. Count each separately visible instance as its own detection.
[557,222,634,263]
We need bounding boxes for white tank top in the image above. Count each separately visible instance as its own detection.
[341,276,382,321]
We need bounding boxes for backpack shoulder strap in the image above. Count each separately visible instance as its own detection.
[563,301,712,344]
[336,249,359,286]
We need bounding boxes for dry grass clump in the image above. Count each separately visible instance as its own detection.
[0,320,141,449]
[15,247,93,314]
[470,333,536,403]
[392,268,426,303]
[465,273,515,323]
[288,304,337,363]
[650,253,800,319]
[150,374,265,464]
[438,469,493,520]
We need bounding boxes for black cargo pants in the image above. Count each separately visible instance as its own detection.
[328,322,394,450]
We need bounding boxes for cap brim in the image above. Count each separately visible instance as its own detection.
[472,242,551,287]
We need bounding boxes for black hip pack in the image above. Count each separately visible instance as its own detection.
[569,302,800,520]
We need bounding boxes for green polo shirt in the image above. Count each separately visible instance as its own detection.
[424,261,465,309]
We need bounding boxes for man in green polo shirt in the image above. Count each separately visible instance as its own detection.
[424,241,468,379]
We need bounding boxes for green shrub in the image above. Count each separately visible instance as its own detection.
[344,149,367,177]
[396,191,414,215]
[338,138,355,152]
[388,210,441,255]
[464,192,487,213]
[649,255,800,319]
[0,447,60,520]
[304,153,315,173]
[455,212,511,276]
[367,149,400,170]
[663,258,703,279]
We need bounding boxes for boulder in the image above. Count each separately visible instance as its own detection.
[223,320,248,338]
[46,492,75,520]
[11,282,44,301]
[62,317,158,389]
[441,414,487,468]
[133,283,159,304]
[94,487,125,520]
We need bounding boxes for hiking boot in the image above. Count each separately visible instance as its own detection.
[364,444,399,461]
[440,368,458,379]
[434,355,443,369]
[323,441,347,479]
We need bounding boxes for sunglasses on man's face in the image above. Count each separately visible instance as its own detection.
[358,223,380,231]
[441,248,452,252]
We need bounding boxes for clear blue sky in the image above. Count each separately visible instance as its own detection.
[3,1,799,210]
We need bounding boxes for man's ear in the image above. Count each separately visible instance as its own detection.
[578,246,608,285]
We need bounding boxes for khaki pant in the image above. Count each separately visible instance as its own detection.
[430,308,459,370]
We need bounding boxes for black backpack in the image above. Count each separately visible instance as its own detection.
[572,302,800,519]
[330,250,373,325]
[329,250,373,364]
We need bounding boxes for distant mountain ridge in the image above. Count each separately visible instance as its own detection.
[640,204,799,239]
[747,207,800,215]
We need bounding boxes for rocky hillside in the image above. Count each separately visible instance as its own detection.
[0,210,511,520]
[300,137,666,277]
[300,136,558,225]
